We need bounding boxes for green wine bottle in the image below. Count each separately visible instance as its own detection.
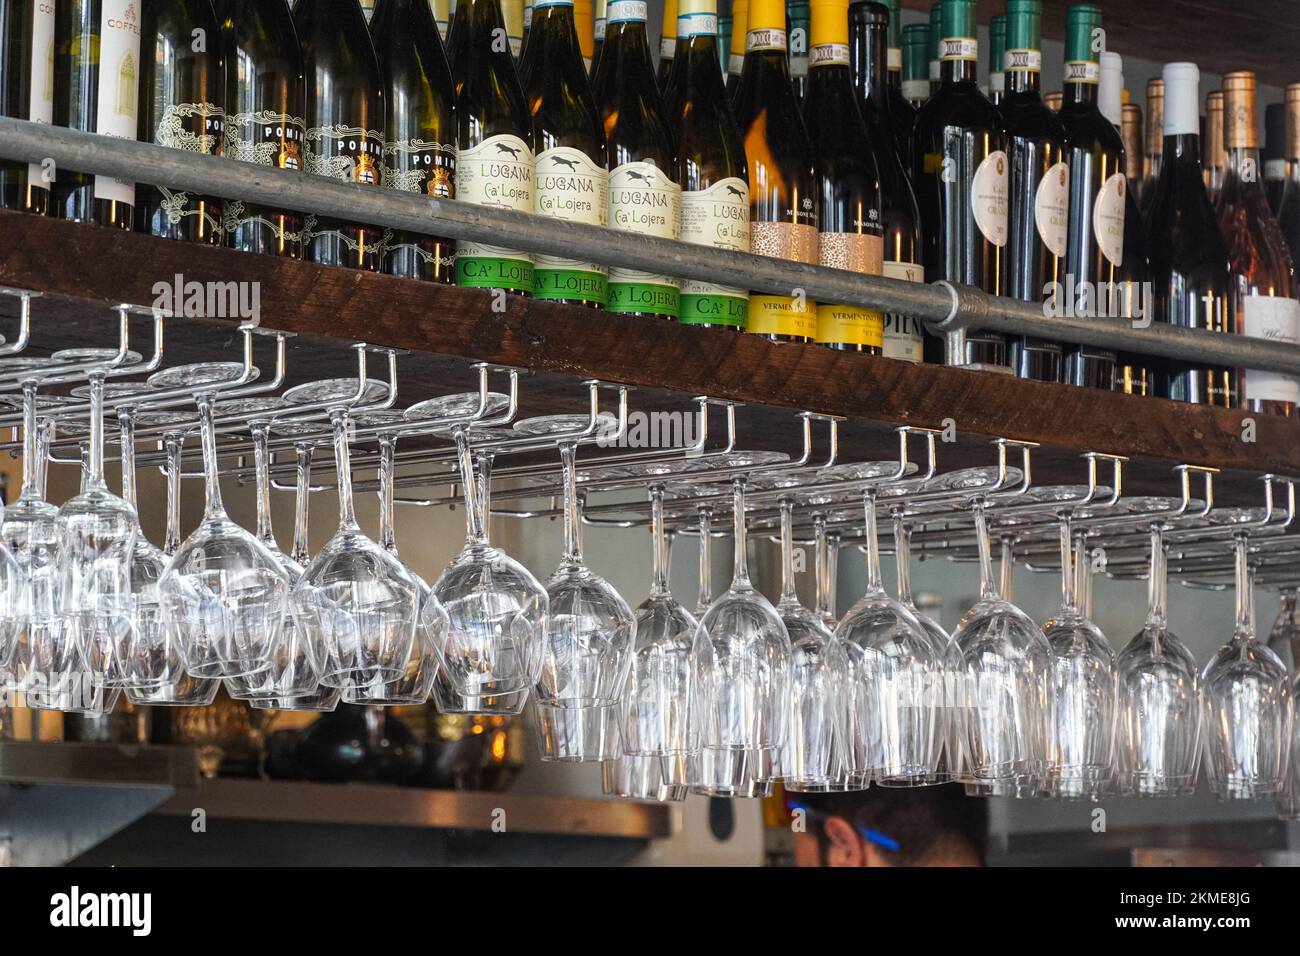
[52,0,142,229]
[450,0,535,292]
[524,0,609,306]
[295,0,386,270]
[137,0,226,244]
[372,0,456,282]
[669,0,750,329]
[219,0,306,258]
[0,0,55,214]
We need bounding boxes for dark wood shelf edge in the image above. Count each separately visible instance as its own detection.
[1,209,1295,478]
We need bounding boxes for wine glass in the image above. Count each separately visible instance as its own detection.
[127,427,222,708]
[694,506,715,617]
[691,476,792,796]
[776,497,843,793]
[602,752,689,802]
[1116,511,1202,796]
[345,422,447,705]
[1039,500,1118,800]
[294,405,420,689]
[159,391,291,679]
[836,484,942,787]
[57,372,138,687]
[518,415,634,762]
[948,491,1050,787]
[0,387,61,691]
[225,419,324,702]
[1202,527,1292,800]
[622,483,699,786]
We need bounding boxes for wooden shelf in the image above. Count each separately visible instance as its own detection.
[0,210,1293,503]
[902,0,1300,89]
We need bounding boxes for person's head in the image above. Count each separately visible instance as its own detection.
[791,784,988,867]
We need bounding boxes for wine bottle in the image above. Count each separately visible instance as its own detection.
[926,1,939,96]
[52,0,142,229]
[590,0,606,74]
[524,0,609,306]
[1203,89,1225,204]
[725,0,746,96]
[1139,76,1161,216]
[1146,61,1232,406]
[669,0,750,329]
[1120,101,1142,188]
[450,0,535,292]
[1278,85,1300,277]
[574,0,594,72]
[900,21,927,107]
[0,0,55,214]
[734,0,818,341]
[849,0,924,360]
[522,0,531,45]
[878,0,914,171]
[716,6,731,73]
[593,0,680,318]
[1058,3,1122,389]
[137,0,226,244]
[787,0,809,103]
[656,0,676,89]
[219,0,306,257]
[295,0,385,270]
[1264,101,1287,215]
[502,0,525,57]
[806,0,882,353]
[1101,51,1151,397]
[372,0,456,282]
[986,12,1004,105]
[912,0,1008,367]
[1216,71,1298,416]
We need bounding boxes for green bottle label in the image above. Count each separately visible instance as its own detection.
[609,282,680,315]
[456,254,535,290]
[534,145,609,304]
[679,293,748,327]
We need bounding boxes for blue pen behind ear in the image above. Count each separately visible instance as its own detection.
[787,800,901,854]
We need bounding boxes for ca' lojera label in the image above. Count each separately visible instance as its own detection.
[455,133,535,290]
[679,177,750,327]
[534,146,609,303]
[608,160,681,316]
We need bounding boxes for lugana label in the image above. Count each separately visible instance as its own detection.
[608,161,681,315]
[746,29,786,52]
[679,177,749,327]
[94,0,141,206]
[1092,172,1126,267]
[1242,295,1300,403]
[971,150,1009,248]
[534,146,608,302]
[455,133,535,289]
[27,1,54,190]
[1034,161,1069,258]
[882,260,925,362]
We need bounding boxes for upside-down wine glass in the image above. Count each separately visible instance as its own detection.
[1116,513,1202,796]
[518,416,634,761]
[695,506,714,617]
[691,475,791,797]
[1202,529,1292,800]
[949,494,1050,786]
[294,405,420,689]
[620,482,699,785]
[836,485,941,786]
[159,392,291,679]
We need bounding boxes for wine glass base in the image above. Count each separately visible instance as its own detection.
[533,702,622,762]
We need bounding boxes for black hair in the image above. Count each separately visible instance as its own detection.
[796,784,989,866]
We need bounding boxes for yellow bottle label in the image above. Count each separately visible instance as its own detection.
[815,304,883,347]
[749,295,817,337]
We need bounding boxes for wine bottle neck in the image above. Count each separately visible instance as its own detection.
[1007,67,1040,95]
[940,58,976,85]
[1064,80,1097,106]
[849,18,888,106]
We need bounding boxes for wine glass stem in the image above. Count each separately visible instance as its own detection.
[1073,535,1091,618]
[330,408,358,531]
[813,513,829,618]
[86,374,106,489]
[827,532,840,617]
[1146,525,1167,628]
[19,381,40,499]
[779,498,798,604]
[697,507,713,609]
[292,442,313,566]
[34,419,51,501]
[1058,512,1076,612]
[560,442,582,565]
[378,434,396,553]
[972,499,999,601]
[1234,533,1252,636]
[893,510,914,606]
[253,424,274,546]
[119,408,137,510]
[731,478,750,587]
[650,484,670,597]
[197,394,225,516]
[863,489,883,594]
[164,433,182,555]
[477,452,494,541]
[455,427,486,544]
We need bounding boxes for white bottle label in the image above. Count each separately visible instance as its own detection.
[455,133,535,262]
[27,0,55,190]
[608,1,646,21]
[902,79,929,101]
[809,43,849,68]
[971,150,1009,248]
[1034,161,1069,258]
[679,13,717,36]
[882,259,925,362]
[887,47,901,71]
[1242,295,1300,403]
[94,0,141,205]
[609,160,681,290]
[746,29,786,52]
[534,145,607,276]
[1092,172,1126,267]
[680,177,749,302]
[729,53,745,76]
